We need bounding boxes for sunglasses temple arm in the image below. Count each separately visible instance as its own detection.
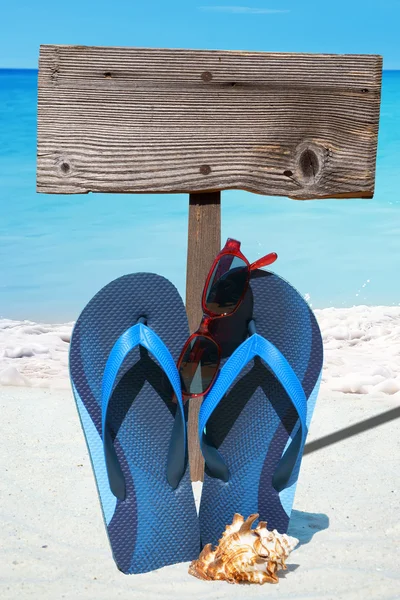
[249,252,278,271]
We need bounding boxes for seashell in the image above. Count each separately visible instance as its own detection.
[189,513,298,585]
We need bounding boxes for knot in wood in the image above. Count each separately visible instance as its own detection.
[55,156,72,177]
[294,142,325,186]
[299,148,319,182]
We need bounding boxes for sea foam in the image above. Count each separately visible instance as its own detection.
[0,319,73,389]
[316,306,400,397]
[1,306,400,397]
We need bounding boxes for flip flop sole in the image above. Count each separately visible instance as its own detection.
[199,270,323,546]
[70,273,199,573]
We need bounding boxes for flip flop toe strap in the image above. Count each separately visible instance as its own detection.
[199,333,307,493]
[101,323,186,499]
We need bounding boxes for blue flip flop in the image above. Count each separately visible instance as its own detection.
[198,270,323,547]
[69,273,199,574]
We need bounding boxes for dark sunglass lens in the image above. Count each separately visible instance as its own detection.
[205,255,248,315]
[179,336,219,395]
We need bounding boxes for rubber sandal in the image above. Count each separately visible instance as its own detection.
[198,269,323,547]
[69,273,199,573]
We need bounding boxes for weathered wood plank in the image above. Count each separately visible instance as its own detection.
[185,192,221,481]
[37,45,382,199]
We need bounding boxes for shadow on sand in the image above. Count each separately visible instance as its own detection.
[288,509,329,548]
[277,510,330,577]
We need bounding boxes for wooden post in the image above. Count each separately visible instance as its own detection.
[185,192,221,482]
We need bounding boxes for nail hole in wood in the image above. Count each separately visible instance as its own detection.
[201,71,213,82]
[361,88,369,93]
[299,149,319,182]
[200,165,211,175]
[104,72,112,79]
[283,170,293,177]
[60,162,70,174]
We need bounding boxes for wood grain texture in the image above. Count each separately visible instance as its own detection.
[186,192,221,482]
[37,45,382,199]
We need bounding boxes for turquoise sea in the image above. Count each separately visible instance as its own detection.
[1,69,399,321]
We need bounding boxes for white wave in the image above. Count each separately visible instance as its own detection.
[1,306,400,397]
[0,319,73,389]
[316,305,400,397]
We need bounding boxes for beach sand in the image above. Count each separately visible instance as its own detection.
[1,386,399,600]
[1,307,400,598]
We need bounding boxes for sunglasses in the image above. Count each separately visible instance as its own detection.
[177,238,278,399]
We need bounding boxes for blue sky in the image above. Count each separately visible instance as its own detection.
[2,0,398,69]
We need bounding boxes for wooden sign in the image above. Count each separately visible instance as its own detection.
[37,45,382,199]
[36,45,382,481]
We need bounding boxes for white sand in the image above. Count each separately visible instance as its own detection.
[1,306,400,598]
[1,387,399,599]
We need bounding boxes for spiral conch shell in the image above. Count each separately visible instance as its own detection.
[189,513,298,585]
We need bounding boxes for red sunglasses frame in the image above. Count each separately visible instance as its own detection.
[176,238,278,400]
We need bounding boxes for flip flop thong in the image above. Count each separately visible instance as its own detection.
[198,270,323,547]
[69,273,199,573]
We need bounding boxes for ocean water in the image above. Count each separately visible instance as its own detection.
[0,69,399,321]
